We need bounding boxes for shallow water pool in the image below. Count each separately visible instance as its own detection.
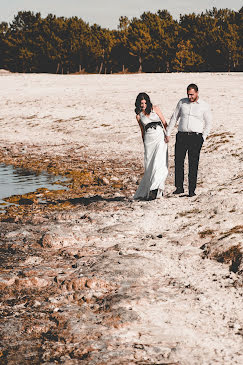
[0,163,68,207]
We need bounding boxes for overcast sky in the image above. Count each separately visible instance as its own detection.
[0,0,242,29]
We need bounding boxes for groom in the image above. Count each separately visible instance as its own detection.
[165,84,212,197]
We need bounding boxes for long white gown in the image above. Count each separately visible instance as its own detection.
[134,111,168,200]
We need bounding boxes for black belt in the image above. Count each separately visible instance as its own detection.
[145,122,162,132]
[178,131,202,136]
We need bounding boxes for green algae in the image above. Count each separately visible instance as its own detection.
[0,147,128,222]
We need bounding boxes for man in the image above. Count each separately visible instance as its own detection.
[165,84,212,197]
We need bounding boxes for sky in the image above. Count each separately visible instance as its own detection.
[0,0,242,29]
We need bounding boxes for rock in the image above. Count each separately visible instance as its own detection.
[31,216,46,224]
[0,277,16,290]
[102,177,110,185]
[40,229,82,249]
[61,277,114,292]
[14,277,50,289]
[131,176,138,183]
[19,198,35,205]
[24,256,43,265]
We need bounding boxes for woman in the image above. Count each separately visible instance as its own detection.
[134,92,168,200]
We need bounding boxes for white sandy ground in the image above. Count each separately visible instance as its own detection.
[0,72,243,364]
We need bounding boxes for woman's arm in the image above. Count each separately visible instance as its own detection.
[153,105,167,128]
[136,114,144,142]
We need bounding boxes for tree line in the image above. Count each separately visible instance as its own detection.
[0,7,242,74]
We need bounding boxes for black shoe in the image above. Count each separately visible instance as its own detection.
[173,187,184,195]
[188,191,196,197]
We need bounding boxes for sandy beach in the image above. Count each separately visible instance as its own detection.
[0,72,242,364]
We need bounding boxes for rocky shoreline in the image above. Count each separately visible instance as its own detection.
[0,73,242,364]
[0,144,242,364]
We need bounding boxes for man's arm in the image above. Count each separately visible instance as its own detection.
[202,104,212,140]
[166,100,182,137]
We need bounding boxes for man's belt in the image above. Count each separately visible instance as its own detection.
[178,131,202,136]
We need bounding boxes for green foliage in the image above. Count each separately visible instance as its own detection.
[172,40,204,71]
[0,8,242,73]
[127,17,152,72]
[178,8,242,71]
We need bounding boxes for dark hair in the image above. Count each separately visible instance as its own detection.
[135,92,153,115]
[187,83,198,92]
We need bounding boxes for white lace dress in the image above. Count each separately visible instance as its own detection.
[134,111,168,199]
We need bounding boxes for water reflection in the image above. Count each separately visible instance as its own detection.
[0,163,68,206]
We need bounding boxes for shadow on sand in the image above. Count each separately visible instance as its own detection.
[45,195,128,207]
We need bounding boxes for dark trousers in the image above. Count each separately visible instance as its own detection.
[175,132,204,193]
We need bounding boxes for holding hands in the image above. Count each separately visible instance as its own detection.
[164,135,170,143]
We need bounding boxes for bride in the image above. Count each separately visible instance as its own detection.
[134,92,168,200]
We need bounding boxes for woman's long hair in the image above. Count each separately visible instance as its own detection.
[135,92,153,115]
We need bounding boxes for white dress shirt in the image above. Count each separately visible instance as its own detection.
[166,98,212,140]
